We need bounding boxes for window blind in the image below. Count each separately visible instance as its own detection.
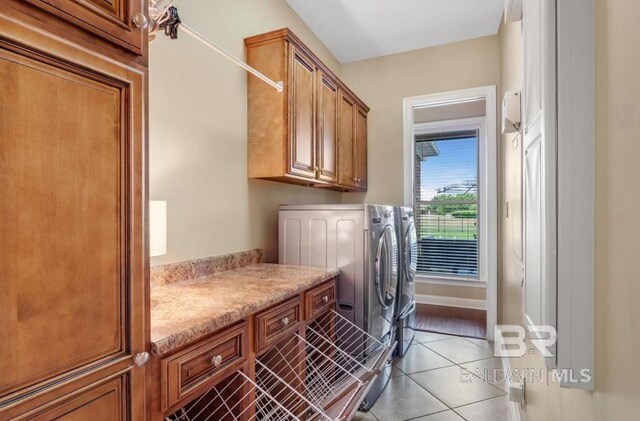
[414,131,479,279]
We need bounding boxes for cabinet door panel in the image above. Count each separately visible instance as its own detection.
[288,47,316,179]
[24,0,145,54]
[354,107,368,190]
[337,91,355,188]
[29,376,127,421]
[316,72,338,183]
[0,17,145,419]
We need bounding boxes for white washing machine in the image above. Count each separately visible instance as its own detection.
[278,204,398,410]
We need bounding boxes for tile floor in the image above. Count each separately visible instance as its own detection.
[354,332,511,421]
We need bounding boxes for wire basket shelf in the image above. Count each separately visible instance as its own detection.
[165,310,390,421]
[164,370,299,421]
[255,309,389,421]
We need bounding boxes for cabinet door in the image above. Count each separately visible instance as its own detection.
[24,0,146,54]
[0,16,146,419]
[354,106,368,191]
[316,71,338,183]
[288,46,316,180]
[337,91,355,188]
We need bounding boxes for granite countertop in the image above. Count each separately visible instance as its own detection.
[150,263,340,356]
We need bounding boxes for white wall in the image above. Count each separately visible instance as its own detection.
[339,35,501,207]
[149,0,343,265]
[339,36,501,300]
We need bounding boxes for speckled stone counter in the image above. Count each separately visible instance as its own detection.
[150,263,340,356]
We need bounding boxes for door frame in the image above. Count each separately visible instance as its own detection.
[402,86,498,340]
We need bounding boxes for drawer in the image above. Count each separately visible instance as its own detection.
[305,279,336,320]
[162,322,247,411]
[255,296,302,352]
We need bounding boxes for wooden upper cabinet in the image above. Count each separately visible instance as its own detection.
[316,71,338,184]
[288,47,316,180]
[23,0,146,54]
[245,28,368,191]
[354,106,369,190]
[337,91,356,188]
[0,13,146,420]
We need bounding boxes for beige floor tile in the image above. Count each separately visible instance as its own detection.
[370,375,448,421]
[460,358,509,391]
[390,365,404,377]
[409,365,506,408]
[455,396,511,421]
[411,410,466,420]
[425,337,494,364]
[353,410,379,420]
[413,331,456,343]
[393,343,454,374]
[464,337,494,350]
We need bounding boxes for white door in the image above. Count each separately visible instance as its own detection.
[522,0,557,359]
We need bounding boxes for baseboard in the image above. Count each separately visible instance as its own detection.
[415,293,487,310]
[498,331,524,421]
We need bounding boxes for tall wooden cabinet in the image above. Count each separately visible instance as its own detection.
[245,28,369,192]
[0,1,148,420]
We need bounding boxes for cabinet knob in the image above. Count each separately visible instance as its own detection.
[133,352,150,367]
[282,317,290,326]
[322,295,329,304]
[211,354,223,367]
[132,12,150,29]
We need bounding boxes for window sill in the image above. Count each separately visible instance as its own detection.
[415,275,487,289]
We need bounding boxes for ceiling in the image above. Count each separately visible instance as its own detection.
[285,0,504,63]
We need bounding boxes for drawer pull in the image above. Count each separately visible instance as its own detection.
[132,12,149,29]
[322,295,329,304]
[133,352,150,367]
[281,317,290,326]
[211,354,223,367]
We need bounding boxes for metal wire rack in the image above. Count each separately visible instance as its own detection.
[163,370,299,421]
[255,309,389,420]
[164,310,390,421]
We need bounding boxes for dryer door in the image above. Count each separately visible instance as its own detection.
[404,221,418,285]
[375,225,398,309]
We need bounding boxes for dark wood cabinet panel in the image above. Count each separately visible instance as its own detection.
[254,297,302,353]
[28,376,127,421]
[355,106,369,190]
[161,323,247,413]
[304,280,336,320]
[0,14,146,420]
[288,47,316,180]
[338,91,356,188]
[245,28,368,191]
[316,71,338,183]
[23,0,146,54]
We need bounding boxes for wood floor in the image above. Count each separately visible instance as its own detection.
[415,303,487,339]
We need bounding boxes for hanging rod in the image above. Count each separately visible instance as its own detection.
[179,23,284,92]
[148,4,283,93]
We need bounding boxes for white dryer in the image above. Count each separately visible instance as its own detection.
[278,204,398,410]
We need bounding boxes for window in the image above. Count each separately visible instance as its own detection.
[404,87,497,339]
[414,129,479,280]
